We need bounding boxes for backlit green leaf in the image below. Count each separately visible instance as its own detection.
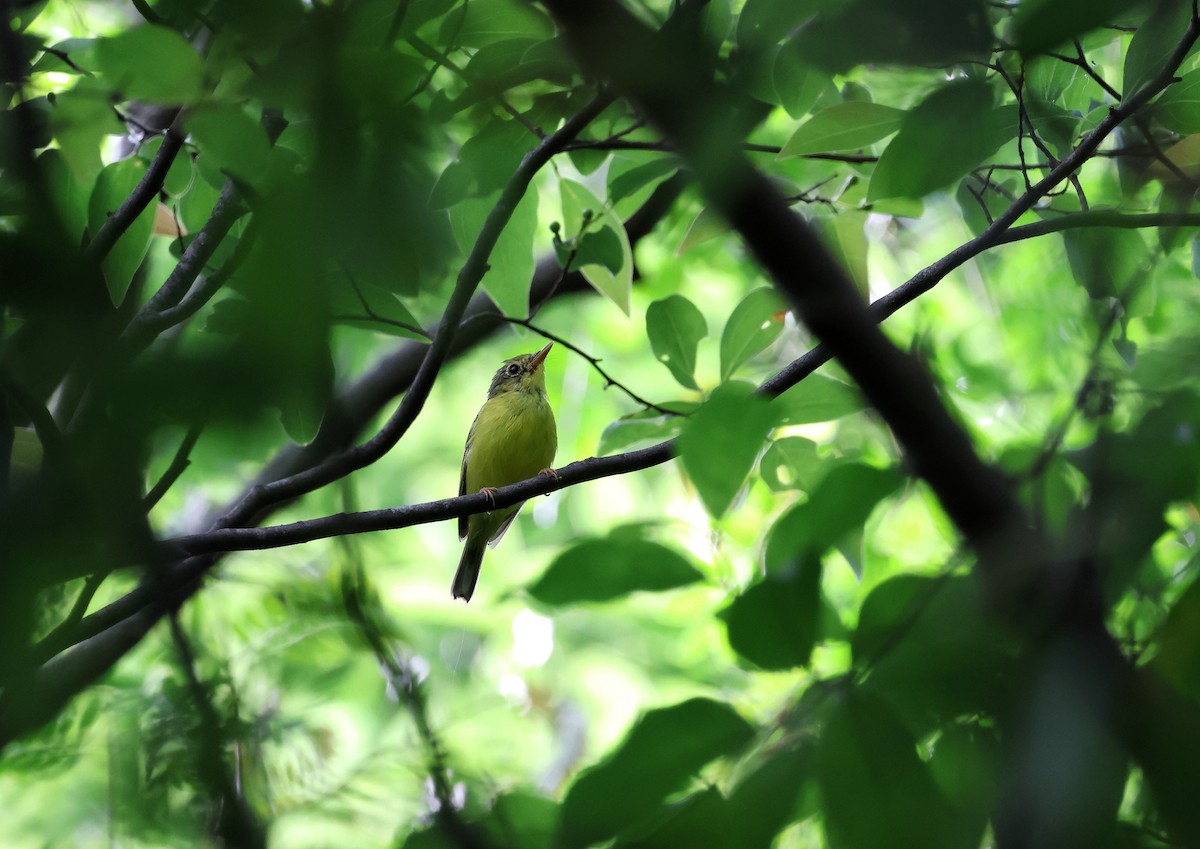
[646,295,708,390]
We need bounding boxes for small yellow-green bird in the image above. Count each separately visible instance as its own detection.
[453,342,557,602]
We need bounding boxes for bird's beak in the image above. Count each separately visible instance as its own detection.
[528,342,553,371]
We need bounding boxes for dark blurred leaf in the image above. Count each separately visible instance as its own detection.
[854,574,1013,734]
[1012,0,1131,55]
[773,372,864,423]
[869,81,1014,202]
[764,463,902,571]
[928,724,998,849]
[617,787,731,849]
[609,157,680,205]
[481,789,559,849]
[773,42,835,119]
[811,212,869,297]
[759,436,824,492]
[1155,576,1200,702]
[50,79,123,180]
[1063,226,1148,302]
[95,25,203,104]
[88,158,157,304]
[724,743,816,846]
[721,555,821,670]
[646,294,708,390]
[789,0,992,74]
[557,698,754,849]
[719,288,784,380]
[450,189,538,316]
[186,103,271,185]
[431,117,531,207]
[527,537,703,605]
[819,691,966,849]
[677,381,780,517]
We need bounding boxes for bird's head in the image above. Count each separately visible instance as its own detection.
[487,342,552,398]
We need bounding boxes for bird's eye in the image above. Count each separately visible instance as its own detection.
[506,363,522,376]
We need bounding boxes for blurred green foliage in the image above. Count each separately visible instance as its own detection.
[2,0,1200,847]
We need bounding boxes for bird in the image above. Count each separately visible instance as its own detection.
[453,342,558,602]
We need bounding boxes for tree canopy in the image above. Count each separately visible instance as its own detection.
[4,0,1200,847]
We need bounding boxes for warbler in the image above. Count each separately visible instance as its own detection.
[453,342,557,602]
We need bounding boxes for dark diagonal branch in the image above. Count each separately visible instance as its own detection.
[85,109,186,262]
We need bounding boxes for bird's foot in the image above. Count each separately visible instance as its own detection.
[479,486,499,506]
[538,467,559,479]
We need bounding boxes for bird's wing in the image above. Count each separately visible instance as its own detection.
[457,412,480,541]
[487,503,523,548]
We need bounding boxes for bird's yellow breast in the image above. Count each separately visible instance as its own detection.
[465,389,557,494]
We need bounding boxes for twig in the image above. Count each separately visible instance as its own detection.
[144,424,203,509]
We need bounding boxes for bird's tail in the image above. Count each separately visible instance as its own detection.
[452,537,487,602]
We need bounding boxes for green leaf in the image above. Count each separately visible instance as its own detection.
[1154,68,1200,133]
[773,372,864,424]
[95,25,203,104]
[480,790,559,849]
[527,537,703,606]
[449,188,538,317]
[788,0,992,74]
[677,382,780,518]
[1123,0,1194,97]
[431,117,530,207]
[186,103,271,184]
[677,206,730,255]
[764,463,902,572]
[444,0,554,48]
[759,436,824,492]
[1024,53,1078,102]
[50,79,123,180]
[598,409,690,455]
[811,212,869,297]
[561,180,633,314]
[869,81,1014,202]
[646,295,708,390]
[609,157,679,205]
[819,691,963,849]
[88,159,157,305]
[572,226,624,275]
[557,698,754,849]
[780,102,905,157]
[719,287,785,380]
[773,42,835,119]
[724,744,816,847]
[721,555,821,670]
[1011,0,1127,55]
[1062,226,1147,301]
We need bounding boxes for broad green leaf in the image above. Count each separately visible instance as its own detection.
[819,691,964,849]
[431,117,530,207]
[720,288,785,380]
[759,436,824,492]
[95,25,203,104]
[480,790,558,849]
[646,295,708,390]
[616,787,732,849]
[677,206,730,254]
[774,42,834,119]
[736,0,826,49]
[572,226,623,275]
[41,149,92,244]
[450,188,538,316]
[1123,0,1194,97]
[1062,226,1147,301]
[811,212,869,297]
[557,698,754,849]
[721,555,821,670]
[609,157,679,205]
[677,382,780,518]
[1024,53,1078,102]
[88,159,157,304]
[561,180,633,314]
[528,537,703,605]
[186,103,271,184]
[444,0,554,48]
[869,81,1014,202]
[773,372,864,424]
[927,725,998,849]
[764,463,902,572]
[724,744,816,847]
[1012,0,1127,55]
[598,408,690,455]
[1155,576,1200,702]
[50,79,122,180]
[780,102,904,157]
[1154,68,1200,133]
